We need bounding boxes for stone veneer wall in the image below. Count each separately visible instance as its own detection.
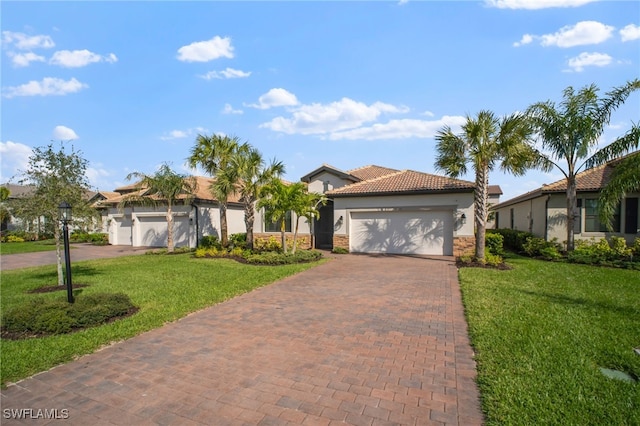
[333,235,349,251]
[453,236,475,257]
[253,233,312,250]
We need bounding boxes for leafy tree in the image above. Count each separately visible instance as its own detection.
[435,110,536,260]
[527,80,639,250]
[187,134,248,246]
[0,186,10,229]
[593,152,640,230]
[14,143,95,286]
[294,190,327,254]
[257,180,308,254]
[121,163,196,253]
[219,147,284,250]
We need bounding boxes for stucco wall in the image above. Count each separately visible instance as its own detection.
[307,172,353,194]
[253,208,312,236]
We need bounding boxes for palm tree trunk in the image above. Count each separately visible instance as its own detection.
[220,201,228,247]
[474,165,489,260]
[54,225,64,286]
[292,217,300,254]
[566,176,577,252]
[166,204,174,253]
[280,219,287,254]
[244,198,255,250]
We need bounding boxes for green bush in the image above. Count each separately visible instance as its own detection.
[70,232,108,245]
[199,235,221,249]
[331,247,349,254]
[485,233,505,256]
[4,235,25,243]
[484,253,504,266]
[568,237,638,268]
[632,238,640,257]
[244,250,323,265]
[490,229,535,253]
[254,235,283,252]
[1,293,136,337]
[229,233,248,249]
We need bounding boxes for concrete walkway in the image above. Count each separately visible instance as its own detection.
[1,254,483,425]
[1,244,151,271]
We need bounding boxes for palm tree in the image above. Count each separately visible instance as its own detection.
[293,191,327,254]
[527,80,639,250]
[257,180,304,253]
[122,163,196,253]
[593,152,640,230]
[187,134,248,246]
[222,147,284,250]
[435,110,536,260]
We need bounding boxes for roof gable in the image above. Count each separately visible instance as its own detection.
[348,165,399,181]
[300,164,358,183]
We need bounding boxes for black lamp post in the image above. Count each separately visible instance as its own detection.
[58,201,74,303]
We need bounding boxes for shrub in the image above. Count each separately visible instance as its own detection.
[254,235,282,252]
[485,233,505,256]
[610,236,632,260]
[490,229,535,253]
[70,232,108,245]
[244,250,323,265]
[332,247,349,254]
[632,238,640,258]
[484,253,504,266]
[199,235,221,249]
[1,293,135,337]
[4,235,25,243]
[229,233,248,249]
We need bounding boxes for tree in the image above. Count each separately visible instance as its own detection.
[187,134,248,246]
[594,152,640,230]
[15,143,94,286]
[294,191,327,254]
[220,147,284,250]
[435,110,536,260]
[527,80,640,250]
[122,163,196,253]
[257,180,308,254]
[0,186,10,229]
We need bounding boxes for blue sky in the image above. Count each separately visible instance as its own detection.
[2,0,639,201]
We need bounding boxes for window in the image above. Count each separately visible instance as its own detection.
[625,198,638,234]
[584,198,620,232]
[264,210,292,233]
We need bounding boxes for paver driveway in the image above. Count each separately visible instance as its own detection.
[1,254,483,425]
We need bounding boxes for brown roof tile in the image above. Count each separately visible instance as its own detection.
[542,163,614,192]
[348,165,399,181]
[327,170,475,196]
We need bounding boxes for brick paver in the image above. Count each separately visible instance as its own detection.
[1,254,484,425]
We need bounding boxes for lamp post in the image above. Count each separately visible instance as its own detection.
[58,201,74,303]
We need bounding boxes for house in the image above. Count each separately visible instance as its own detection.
[491,158,639,245]
[300,165,476,256]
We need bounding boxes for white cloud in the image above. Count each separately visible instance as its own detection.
[2,77,88,98]
[222,103,243,114]
[329,116,466,141]
[260,97,409,135]
[513,34,533,47]
[7,51,46,67]
[176,36,234,62]
[540,21,614,48]
[248,88,299,109]
[2,31,55,50]
[566,52,612,72]
[620,24,640,42]
[485,0,595,9]
[0,141,32,182]
[160,127,206,141]
[422,111,435,117]
[199,68,251,80]
[50,50,118,68]
[52,125,79,141]
[85,166,112,190]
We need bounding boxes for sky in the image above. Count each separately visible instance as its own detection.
[2,0,639,202]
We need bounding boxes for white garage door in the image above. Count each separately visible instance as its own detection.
[350,210,453,255]
[111,217,131,246]
[137,216,190,248]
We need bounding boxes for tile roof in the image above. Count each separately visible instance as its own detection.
[348,165,399,181]
[488,185,503,196]
[327,169,475,196]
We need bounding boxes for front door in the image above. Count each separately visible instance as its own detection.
[314,201,334,249]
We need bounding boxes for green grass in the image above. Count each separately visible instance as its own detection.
[0,240,57,255]
[1,254,324,386]
[459,257,640,425]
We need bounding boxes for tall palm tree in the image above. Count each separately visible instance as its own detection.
[257,180,305,254]
[221,147,284,250]
[293,191,327,254]
[122,163,196,253]
[187,134,248,246]
[527,80,639,250]
[435,110,536,260]
[593,152,640,230]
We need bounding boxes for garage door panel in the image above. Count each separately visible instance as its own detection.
[350,211,452,255]
[137,216,189,248]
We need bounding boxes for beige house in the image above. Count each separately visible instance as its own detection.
[301,165,476,256]
[492,160,639,246]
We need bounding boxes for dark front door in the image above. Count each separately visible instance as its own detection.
[314,201,334,249]
[625,197,638,234]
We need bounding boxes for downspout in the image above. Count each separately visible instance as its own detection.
[544,195,550,241]
[192,203,199,248]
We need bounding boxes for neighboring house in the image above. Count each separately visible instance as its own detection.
[492,159,639,245]
[487,184,503,229]
[301,165,476,256]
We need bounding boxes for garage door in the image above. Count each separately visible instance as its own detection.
[350,210,453,255]
[137,216,190,247]
[111,217,131,246]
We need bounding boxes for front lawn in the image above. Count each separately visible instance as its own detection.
[0,240,57,255]
[0,254,323,386]
[459,257,640,425]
